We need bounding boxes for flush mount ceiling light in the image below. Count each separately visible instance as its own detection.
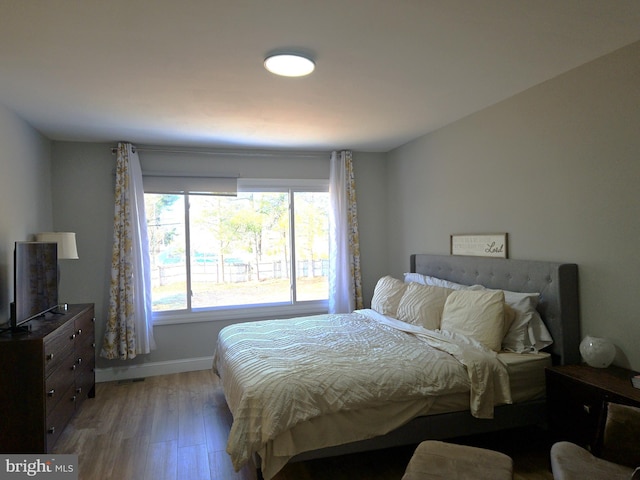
[264,53,315,77]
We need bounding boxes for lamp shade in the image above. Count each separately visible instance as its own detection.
[35,232,79,260]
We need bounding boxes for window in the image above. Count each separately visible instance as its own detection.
[145,181,329,320]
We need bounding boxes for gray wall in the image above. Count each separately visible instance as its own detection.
[50,143,389,371]
[387,41,640,370]
[351,151,389,306]
[0,104,52,321]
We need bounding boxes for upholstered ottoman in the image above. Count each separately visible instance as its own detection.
[402,440,513,480]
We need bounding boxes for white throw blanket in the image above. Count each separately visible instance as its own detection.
[213,310,512,477]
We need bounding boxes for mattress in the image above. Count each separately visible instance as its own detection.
[428,351,551,413]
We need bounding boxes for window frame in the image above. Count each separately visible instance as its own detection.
[148,178,330,325]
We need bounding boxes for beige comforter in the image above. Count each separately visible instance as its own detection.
[213,309,511,478]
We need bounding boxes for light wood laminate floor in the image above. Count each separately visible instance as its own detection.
[54,369,554,480]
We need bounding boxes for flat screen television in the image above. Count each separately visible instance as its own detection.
[11,241,59,328]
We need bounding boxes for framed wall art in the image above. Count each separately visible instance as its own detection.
[450,233,508,258]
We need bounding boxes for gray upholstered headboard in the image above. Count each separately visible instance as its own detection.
[410,254,580,365]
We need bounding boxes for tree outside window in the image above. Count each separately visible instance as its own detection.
[145,187,329,315]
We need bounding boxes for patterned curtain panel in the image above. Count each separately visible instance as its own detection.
[345,154,363,310]
[329,150,363,313]
[101,142,156,360]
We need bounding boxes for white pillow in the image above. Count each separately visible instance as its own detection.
[440,289,506,352]
[501,290,553,352]
[404,272,428,285]
[396,283,453,330]
[403,273,482,291]
[503,304,517,338]
[527,313,554,351]
[370,276,407,317]
[500,291,540,352]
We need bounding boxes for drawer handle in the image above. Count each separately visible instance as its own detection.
[48,389,55,397]
[77,358,83,365]
[71,395,77,402]
[76,387,82,394]
[70,334,76,340]
[71,364,76,371]
[46,353,54,361]
[76,329,82,336]
[48,427,55,435]
[92,343,96,348]
[92,317,96,322]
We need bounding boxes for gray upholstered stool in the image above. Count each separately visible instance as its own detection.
[402,440,513,480]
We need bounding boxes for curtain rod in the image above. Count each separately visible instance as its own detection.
[110,146,329,159]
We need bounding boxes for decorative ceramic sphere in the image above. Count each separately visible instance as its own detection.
[579,336,616,368]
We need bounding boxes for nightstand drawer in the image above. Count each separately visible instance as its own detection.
[547,372,603,447]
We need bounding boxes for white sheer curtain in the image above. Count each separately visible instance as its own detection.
[100,142,156,359]
[329,150,363,313]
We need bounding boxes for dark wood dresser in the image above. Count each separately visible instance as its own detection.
[0,303,96,453]
[546,364,640,450]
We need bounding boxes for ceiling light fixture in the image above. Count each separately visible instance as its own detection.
[264,54,315,77]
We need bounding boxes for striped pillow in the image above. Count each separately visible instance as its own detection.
[397,283,453,330]
[370,276,407,317]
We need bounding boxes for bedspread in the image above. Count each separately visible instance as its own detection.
[213,310,511,475]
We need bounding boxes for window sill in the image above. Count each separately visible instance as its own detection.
[152,302,329,326]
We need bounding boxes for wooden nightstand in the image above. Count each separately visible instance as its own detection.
[546,364,640,451]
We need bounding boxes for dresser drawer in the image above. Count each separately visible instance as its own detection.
[44,321,75,377]
[45,384,77,452]
[44,359,75,416]
[75,332,95,363]
[75,368,94,403]
[75,340,95,371]
[73,311,95,346]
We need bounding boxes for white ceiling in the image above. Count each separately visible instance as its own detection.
[1,0,639,152]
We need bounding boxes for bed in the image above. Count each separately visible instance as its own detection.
[213,254,580,479]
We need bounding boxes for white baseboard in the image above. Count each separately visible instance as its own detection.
[95,356,214,383]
